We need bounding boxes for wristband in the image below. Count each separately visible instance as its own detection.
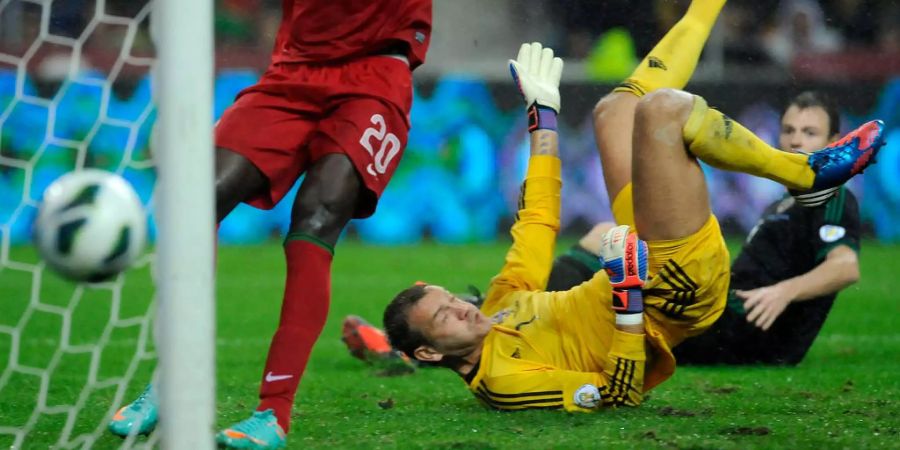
[528,104,558,132]
[615,313,644,326]
[611,288,643,314]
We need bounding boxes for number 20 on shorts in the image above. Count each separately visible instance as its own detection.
[359,114,401,176]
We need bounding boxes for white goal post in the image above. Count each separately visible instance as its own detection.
[0,0,216,448]
[153,0,216,448]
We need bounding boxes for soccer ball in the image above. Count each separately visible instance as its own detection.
[34,169,147,282]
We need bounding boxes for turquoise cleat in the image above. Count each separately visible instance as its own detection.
[216,409,287,449]
[108,383,159,437]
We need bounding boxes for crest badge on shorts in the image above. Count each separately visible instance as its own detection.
[574,384,601,409]
[819,224,846,243]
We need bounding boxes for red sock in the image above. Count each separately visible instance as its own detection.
[256,238,332,433]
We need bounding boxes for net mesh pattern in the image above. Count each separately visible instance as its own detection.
[0,0,160,447]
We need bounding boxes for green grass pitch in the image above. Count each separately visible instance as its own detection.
[1,239,898,449]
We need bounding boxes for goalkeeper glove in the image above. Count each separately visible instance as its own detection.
[508,42,564,132]
[599,225,648,314]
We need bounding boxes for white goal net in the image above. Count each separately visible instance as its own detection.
[0,0,204,448]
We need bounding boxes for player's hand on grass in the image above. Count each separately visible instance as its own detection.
[737,284,793,331]
[599,225,648,313]
[509,42,564,113]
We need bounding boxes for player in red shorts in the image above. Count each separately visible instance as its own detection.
[108,1,431,448]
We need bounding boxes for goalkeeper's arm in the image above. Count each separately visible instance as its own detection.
[509,41,564,156]
[601,327,646,406]
[600,225,648,406]
[599,225,649,329]
[485,42,565,300]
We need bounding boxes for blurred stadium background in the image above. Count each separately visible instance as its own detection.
[1,0,899,246]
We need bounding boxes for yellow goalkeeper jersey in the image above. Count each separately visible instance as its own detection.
[464,156,675,412]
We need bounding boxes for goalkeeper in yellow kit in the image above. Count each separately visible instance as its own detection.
[382,0,884,413]
[385,43,653,411]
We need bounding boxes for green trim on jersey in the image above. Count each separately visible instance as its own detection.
[816,240,859,262]
[284,232,335,255]
[565,245,604,274]
[725,289,746,315]
[815,187,858,262]
[823,187,847,224]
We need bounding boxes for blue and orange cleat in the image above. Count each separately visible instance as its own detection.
[808,119,885,190]
[341,315,416,375]
[108,383,159,437]
[216,409,286,449]
[791,119,885,207]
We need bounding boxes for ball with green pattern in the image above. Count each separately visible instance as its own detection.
[33,169,147,282]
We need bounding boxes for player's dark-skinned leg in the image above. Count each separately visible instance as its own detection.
[214,147,268,222]
[256,154,361,433]
[107,148,265,439]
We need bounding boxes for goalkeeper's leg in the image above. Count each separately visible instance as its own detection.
[682,94,885,191]
[632,89,885,239]
[615,0,726,98]
[592,0,726,213]
[631,90,713,241]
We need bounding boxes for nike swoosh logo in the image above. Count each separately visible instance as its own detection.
[265,372,293,382]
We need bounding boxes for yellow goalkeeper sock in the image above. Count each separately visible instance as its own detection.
[614,0,726,97]
[683,96,815,190]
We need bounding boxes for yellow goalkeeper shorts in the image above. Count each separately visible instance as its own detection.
[611,183,730,347]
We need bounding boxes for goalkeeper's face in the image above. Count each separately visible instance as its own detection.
[407,285,492,362]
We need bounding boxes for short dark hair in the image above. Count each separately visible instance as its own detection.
[785,91,841,137]
[383,284,430,361]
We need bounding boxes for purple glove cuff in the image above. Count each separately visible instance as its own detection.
[612,288,644,314]
[528,104,558,132]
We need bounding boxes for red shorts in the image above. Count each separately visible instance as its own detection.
[215,55,413,217]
